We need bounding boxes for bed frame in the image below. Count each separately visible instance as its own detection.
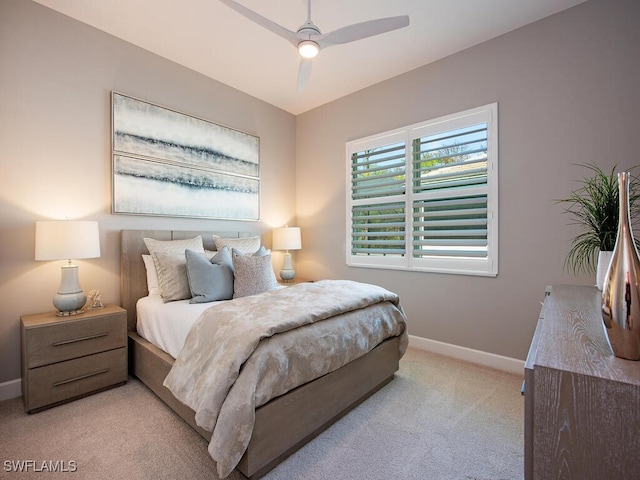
[120,229,401,479]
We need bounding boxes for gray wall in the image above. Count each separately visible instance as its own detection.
[0,0,296,384]
[294,0,640,360]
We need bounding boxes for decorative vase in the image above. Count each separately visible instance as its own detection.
[601,171,640,360]
[596,250,613,290]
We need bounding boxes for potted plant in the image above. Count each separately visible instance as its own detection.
[557,162,640,289]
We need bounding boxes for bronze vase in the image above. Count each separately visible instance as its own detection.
[601,171,640,360]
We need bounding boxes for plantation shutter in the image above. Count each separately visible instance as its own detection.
[411,123,489,259]
[350,141,406,258]
[346,103,497,276]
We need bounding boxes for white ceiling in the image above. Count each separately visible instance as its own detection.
[34,0,588,115]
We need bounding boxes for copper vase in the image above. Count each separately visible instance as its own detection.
[601,171,640,360]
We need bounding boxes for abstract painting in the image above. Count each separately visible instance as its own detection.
[111,92,260,220]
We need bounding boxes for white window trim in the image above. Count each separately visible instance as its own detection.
[346,103,498,277]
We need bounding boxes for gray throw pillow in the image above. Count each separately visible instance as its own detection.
[232,249,278,298]
[185,247,234,303]
[151,251,192,303]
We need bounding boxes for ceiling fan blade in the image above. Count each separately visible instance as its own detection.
[219,0,301,47]
[297,58,313,93]
[318,15,409,47]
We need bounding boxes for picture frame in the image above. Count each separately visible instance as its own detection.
[111,92,260,220]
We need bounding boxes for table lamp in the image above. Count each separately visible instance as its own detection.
[272,226,301,282]
[35,220,101,316]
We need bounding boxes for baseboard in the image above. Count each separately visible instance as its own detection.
[0,378,22,402]
[408,335,525,376]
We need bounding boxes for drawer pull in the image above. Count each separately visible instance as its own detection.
[53,369,109,387]
[52,332,109,346]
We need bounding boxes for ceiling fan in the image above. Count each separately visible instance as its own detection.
[219,0,410,92]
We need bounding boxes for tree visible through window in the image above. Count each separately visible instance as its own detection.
[347,104,498,276]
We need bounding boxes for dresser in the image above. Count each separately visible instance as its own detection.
[21,304,128,413]
[524,285,640,479]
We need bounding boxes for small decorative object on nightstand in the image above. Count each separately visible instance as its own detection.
[272,225,302,282]
[20,304,127,413]
[87,289,104,309]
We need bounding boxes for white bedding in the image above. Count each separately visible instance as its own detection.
[136,294,218,358]
[137,285,287,358]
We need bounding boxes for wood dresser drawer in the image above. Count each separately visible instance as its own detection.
[24,309,126,368]
[524,286,640,479]
[25,348,127,412]
[21,304,128,413]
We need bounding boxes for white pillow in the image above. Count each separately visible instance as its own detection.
[144,236,205,255]
[142,254,161,296]
[213,235,261,255]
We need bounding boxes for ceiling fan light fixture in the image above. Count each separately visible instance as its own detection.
[220,0,410,90]
[298,40,319,59]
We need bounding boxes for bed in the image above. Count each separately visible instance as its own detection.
[120,229,408,479]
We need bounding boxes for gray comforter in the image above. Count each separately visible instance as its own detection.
[163,279,408,477]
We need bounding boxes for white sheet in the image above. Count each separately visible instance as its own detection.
[136,295,219,358]
[137,286,287,358]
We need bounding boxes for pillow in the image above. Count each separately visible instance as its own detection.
[144,236,205,302]
[253,245,269,257]
[185,247,234,303]
[142,254,161,296]
[230,245,268,260]
[232,249,278,298]
[151,251,192,302]
[253,246,279,286]
[231,245,274,267]
[144,236,205,256]
[213,235,261,255]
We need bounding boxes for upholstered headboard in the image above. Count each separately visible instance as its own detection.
[120,229,259,331]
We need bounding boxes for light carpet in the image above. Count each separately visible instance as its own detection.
[0,348,524,479]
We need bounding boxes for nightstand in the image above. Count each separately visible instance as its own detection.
[278,278,313,286]
[21,304,128,413]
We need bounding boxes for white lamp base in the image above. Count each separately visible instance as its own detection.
[54,264,87,316]
[279,252,296,282]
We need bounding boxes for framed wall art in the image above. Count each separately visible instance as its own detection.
[111,92,260,220]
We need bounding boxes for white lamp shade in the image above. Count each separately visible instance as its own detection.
[272,226,301,251]
[35,221,101,261]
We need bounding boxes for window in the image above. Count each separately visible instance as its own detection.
[347,103,498,276]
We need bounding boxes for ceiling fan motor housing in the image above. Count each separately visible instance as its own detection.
[297,20,321,37]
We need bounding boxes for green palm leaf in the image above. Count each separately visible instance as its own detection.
[556,162,640,275]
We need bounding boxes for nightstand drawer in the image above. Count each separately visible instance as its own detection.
[25,348,127,412]
[25,312,126,369]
